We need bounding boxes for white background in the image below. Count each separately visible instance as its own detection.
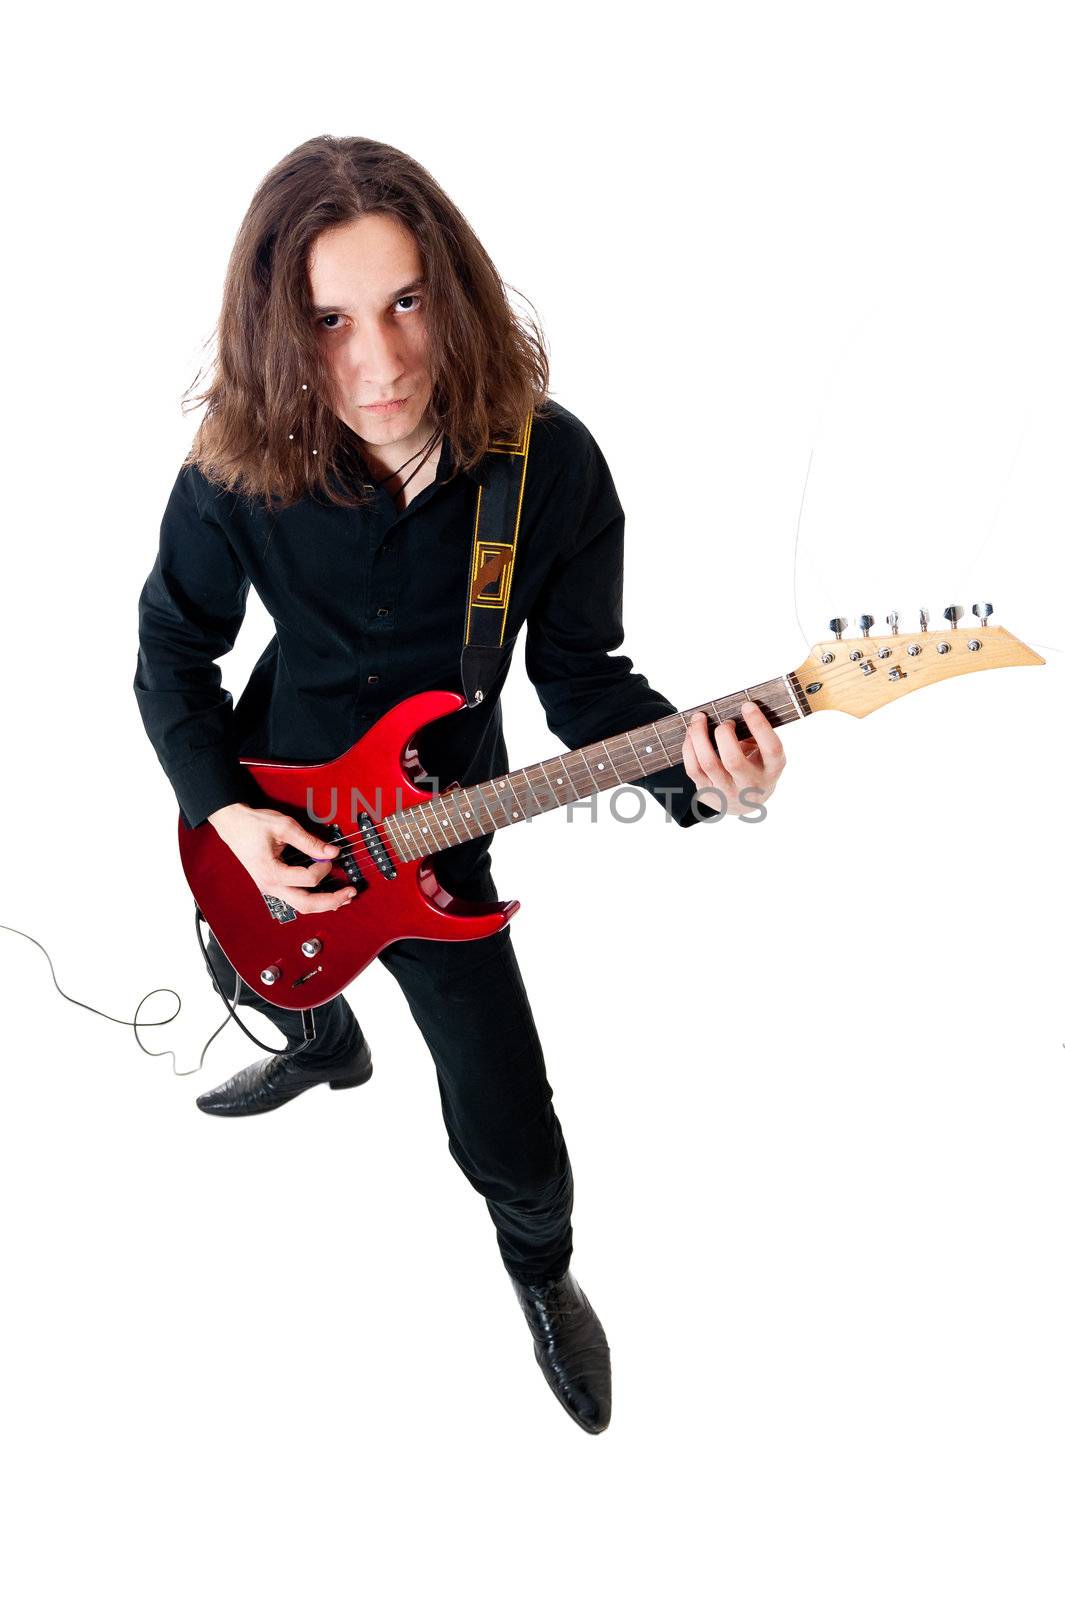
[2,3,1063,1596]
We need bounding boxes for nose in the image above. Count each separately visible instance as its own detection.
[351,316,405,387]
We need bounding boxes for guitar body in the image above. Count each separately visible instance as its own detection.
[178,690,520,1010]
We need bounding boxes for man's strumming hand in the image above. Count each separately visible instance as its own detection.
[207,803,359,914]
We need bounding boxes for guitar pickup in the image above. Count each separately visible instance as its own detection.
[329,824,368,891]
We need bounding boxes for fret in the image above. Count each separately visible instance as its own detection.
[537,760,565,808]
[512,767,544,816]
[495,774,526,823]
[575,745,606,792]
[584,741,619,787]
[650,724,674,768]
[560,749,591,800]
[447,788,475,841]
[617,733,649,780]
[632,727,664,770]
[468,782,503,832]
[550,753,582,804]
[411,800,446,852]
[383,814,411,863]
[429,799,457,844]
[615,737,645,784]
[481,778,514,829]
[456,786,487,837]
[392,810,418,857]
[602,737,627,783]
[622,731,650,778]
[537,766,559,811]
[662,713,689,763]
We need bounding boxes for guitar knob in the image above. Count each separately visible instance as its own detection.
[260,965,281,985]
[857,614,875,637]
[973,601,994,626]
[828,616,848,640]
[943,605,965,629]
[886,611,900,635]
[919,608,930,632]
[300,938,322,957]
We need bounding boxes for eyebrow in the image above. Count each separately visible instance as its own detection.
[311,278,426,314]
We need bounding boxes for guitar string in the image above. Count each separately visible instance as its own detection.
[307,721,790,862]
[262,626,1007,874]
[299,667,911,865]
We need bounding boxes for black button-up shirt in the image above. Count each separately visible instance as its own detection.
[134,399,709,877]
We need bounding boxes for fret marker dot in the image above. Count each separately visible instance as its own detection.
[421,826,428,834]
[645,745,652,753]
[597,762,604,770]
[556,777,563,785]
[464,811,471,819]
[512,810,518,818]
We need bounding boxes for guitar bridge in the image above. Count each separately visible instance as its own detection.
[262,893,297,923]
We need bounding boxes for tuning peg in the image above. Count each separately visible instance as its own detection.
[972,602,994,627]
[919,608,930,632]
[943,605,965,629]
[886,611,900,635]
[827,617,848,640]
[857,614,875,637]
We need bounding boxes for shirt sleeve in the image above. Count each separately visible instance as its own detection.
[524,420,719,826]
[133,462,262,829]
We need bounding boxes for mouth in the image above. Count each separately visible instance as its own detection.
[360,397,409,414]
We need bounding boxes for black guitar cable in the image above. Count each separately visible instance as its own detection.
[0,911,317,1077]
[191,905,318,1064]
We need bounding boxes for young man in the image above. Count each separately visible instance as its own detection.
[134,136,786,1434]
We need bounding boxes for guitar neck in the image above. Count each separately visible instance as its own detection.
[385,674,807,861]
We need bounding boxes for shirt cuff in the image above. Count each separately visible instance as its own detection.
[629,760,723,826]
[169,748,262,830]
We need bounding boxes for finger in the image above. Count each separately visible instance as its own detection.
[268,884,358,914]
[686,712,732,788]
[712,718,754,782]
[742,701,786,771]
[282,818,340,858]
[682,728,730,792]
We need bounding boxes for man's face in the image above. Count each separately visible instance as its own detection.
[307,212,433,449]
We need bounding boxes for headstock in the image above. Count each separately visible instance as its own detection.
[792,603,1044,718]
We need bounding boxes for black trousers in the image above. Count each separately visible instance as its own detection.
[202,851,574,1287]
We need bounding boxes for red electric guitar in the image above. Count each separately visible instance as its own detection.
[178,605,1043,1009]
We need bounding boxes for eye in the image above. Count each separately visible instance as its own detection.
[316,313,343,331]
[394,294,421,313]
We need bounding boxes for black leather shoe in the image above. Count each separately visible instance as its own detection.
[511,1270,612,1434]
[196,1039,372,1117]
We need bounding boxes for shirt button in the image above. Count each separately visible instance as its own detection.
[367,673,380,684]
[376,606,391,617]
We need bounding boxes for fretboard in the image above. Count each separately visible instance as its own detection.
[384,674,807,862]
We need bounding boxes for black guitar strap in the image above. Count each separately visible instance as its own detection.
[460,408,533,707]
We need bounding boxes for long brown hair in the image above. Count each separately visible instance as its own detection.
[183,135,550,510]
